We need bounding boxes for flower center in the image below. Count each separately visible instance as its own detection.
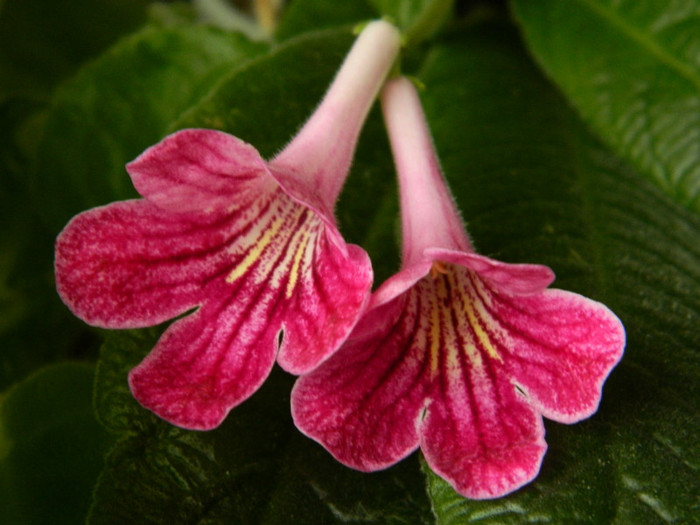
[224,189,320,299]
[415,263,505,379]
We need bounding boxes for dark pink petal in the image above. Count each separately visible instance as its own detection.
[293,263,581,499]
[413,267,547,498]
[127,129,271,213]
[277,241,372,374]
[128,292,279,430]
[490,288,625,423]
[117,187,370,428]
[291,295,431,470]
[365,76,625,498]
[55,200,239,328]
[421,372,545,499]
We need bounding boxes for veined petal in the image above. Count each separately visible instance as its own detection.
[491,288,625,423]
[121,186,371,428]
[412,265,546,498]
[426,248,555,295]
[291,295,430,471]
[277,240,372,374]
[127,129,271,213]
[421,375,545,500]
[129,291,279,430]
[293,263,560,498]
[55,199,239,328]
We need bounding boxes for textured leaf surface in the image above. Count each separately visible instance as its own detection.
[419,20,699,524]
[512,0,700,212]
[34,24,266,229]
[90,329,432,524]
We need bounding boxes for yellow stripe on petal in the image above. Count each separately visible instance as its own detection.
[286,229,313,298]
[225,216,285,284]
[418,263,504,383]
[429,292,442,377]
[465,295,502,363]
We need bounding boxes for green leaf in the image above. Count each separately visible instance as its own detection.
[0,362,114,525]
[511,0,700,213]
[418,19,699,523]
[276,0,375,40]
[368,0,454,45]
[0,97,95,390]
[34,24,266,229]
[0,0,150,97]
[90,330,431,524]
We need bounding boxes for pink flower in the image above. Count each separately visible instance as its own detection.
[55,21,402,430]
[291,77,625,499]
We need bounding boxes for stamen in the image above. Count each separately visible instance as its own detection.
[429,261,450,279]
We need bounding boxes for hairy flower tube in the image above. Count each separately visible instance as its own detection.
[291,77,626,499]
[55,20,401,430]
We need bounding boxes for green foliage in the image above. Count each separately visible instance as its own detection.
[0,0,149,97]
[512,0,700,212]
[1,0,698,523]
[34,24,266,229]
[0,363,114,525]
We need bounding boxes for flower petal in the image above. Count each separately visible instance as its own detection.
[413,266,546,499]
[55,200,236,328]
[426,248,555,295]
[120,185,371,428]
[492,288,625,423]
[128,294,278,430]
[291,295,430,471]
[127,128,271,213]
[277,240,372,374]
[420,368,546,499]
